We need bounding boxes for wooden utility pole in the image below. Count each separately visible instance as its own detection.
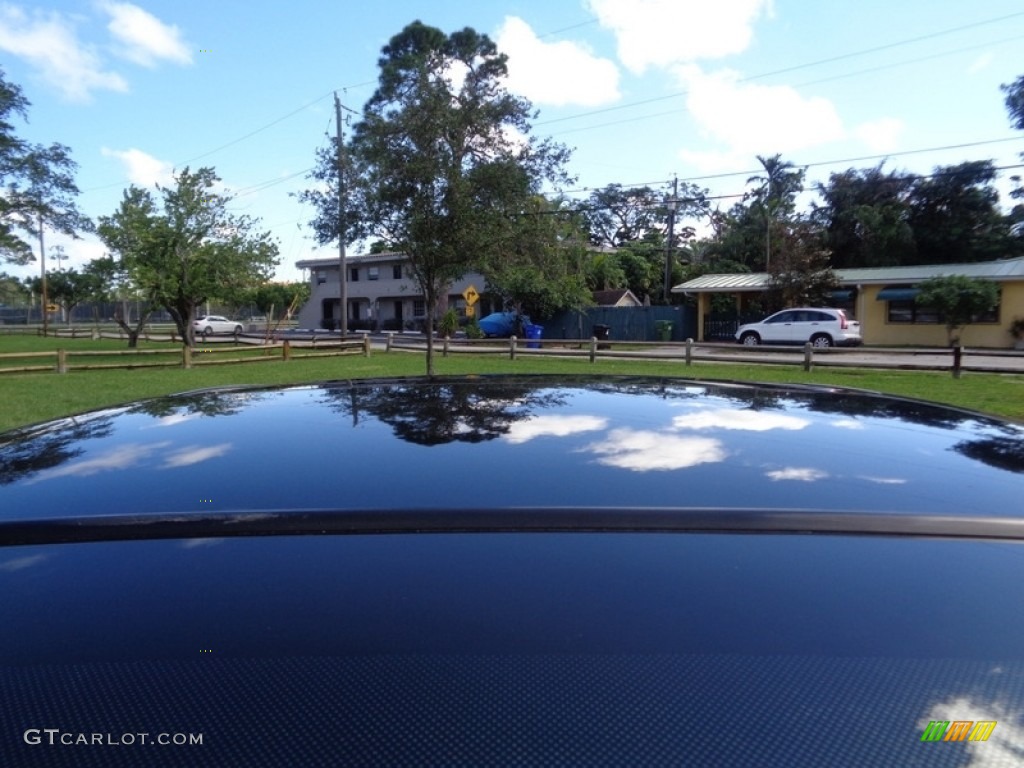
[335,92,348,337]
[38,211,48,336]
[663,176,678,304]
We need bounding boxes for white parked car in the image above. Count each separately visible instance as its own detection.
[192,315,243,336]
[735,308,862,348]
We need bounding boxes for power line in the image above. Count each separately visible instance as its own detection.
[536,10,1024,128]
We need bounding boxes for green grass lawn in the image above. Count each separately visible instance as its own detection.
[1,336,1022,432]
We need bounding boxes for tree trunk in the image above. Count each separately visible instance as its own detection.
[424,286,436,377]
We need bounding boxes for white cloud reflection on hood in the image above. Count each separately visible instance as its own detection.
[765,467,828,482]
[504,415,609,444]
[25,441,172,484]
[583,428,726,472]
[162,443,231,468]
[672,409,809,432]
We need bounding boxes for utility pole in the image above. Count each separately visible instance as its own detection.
[765,175,771,272]
[38,211,48,336]
[663,176,678,304]
[334,92,348,337]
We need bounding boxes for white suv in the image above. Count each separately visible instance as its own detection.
[735,308,862,348]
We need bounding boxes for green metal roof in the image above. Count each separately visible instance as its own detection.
[672,257,1024,293]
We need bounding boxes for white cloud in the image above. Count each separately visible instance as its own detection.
[495,16,620,107]
[583,428,726,471]
[587,0,772,74]
[676,64,844,171]
[0,5,127,101]
[101,147,175,187]
[162,443,232,468]
[765,467,827,482]
[672,408,808,431]
[854,117,903,153]
[100,1,191,67]
[504,414,609,444]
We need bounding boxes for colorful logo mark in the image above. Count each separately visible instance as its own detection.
[920,720,996,742]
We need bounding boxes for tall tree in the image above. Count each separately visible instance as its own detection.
[813,165,916,268]
[0,69,92,264]
[483,196,591,319]
[1003,75,1024,236]
[38,267,98,324]
[301,21,571,374]
[765,218,839,310]
[748,154,806,272]
[97,167,279,346]
[907,161,1019,264]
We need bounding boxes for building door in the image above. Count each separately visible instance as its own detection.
[394,301,403,325]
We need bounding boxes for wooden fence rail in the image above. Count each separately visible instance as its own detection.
[0,335,371,374]
[384,335,1023,377]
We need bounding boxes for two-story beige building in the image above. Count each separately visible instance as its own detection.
[296,252,489,331]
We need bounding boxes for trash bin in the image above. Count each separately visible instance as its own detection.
[655,320,673,342]
[592,324,611,349]
[524,323,543,349]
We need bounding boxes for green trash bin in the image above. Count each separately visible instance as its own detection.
[655,320,673,342]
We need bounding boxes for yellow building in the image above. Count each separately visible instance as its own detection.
[673,256,1024,348]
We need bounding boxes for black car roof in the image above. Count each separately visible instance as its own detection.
[1,376,1022,544]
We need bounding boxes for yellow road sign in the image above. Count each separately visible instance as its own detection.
[462,284,479,305]
[45,304,59,312]
[465,305,475,318]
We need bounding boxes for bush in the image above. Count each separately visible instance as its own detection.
[438,308,459,337]
[464,319,483,339]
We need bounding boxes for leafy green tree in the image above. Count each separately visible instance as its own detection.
[483,196,591,319]
[583,184,662,247]
[0,69,91,264]
[81,255,152,346]
[248,281,310,320]
[907,161,1019,264]
[813,165,916,268]
[97,167,279,346]
[1003,75,1024,130]
[301,21,571,374]
[42,267,99,324]
[915,275,1000,346]
[584,251,628,291]
[1002,75,1024,235]
[765,218,839,310]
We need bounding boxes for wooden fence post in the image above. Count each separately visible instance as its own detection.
[443,335,450,358]
[509,336,517,361]
[363,333,371,357]
[182,345,192,369]
[952,345,962,379]
[589,336,597,363]
[685,338,693,366]
[56,348,67,374]
[385,332,393,353]
[803,342,813,372]
[282,339,291,361]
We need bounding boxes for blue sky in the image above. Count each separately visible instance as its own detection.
[3,0,1023,283]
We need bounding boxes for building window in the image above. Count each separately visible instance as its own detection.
[887,299,1000,324]
[413,300,426,317]
[316,272,326,285]
[350,267,359,282]
[887,300,940,324]
[393,265,402,279]
[368,266,379,281]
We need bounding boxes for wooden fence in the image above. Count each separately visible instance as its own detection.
[384,333,1023,378]
[0,336,371,374]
